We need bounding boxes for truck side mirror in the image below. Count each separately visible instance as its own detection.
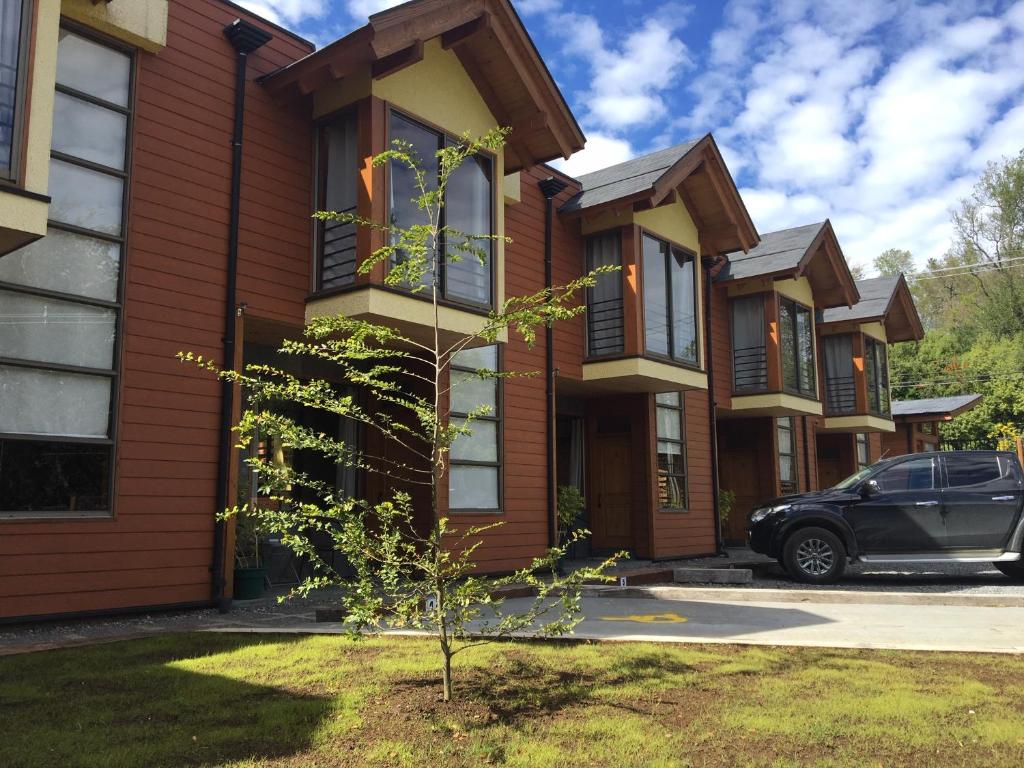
[859,479,880,498]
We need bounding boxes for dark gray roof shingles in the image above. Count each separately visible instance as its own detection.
[558,139,702,213]
[821,276,901,323]
[891,394,983,417]
[716,222,825,281]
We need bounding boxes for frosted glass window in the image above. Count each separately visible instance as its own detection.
[52,91,127,169]
[0,228,120,301]
[0,366,111,437]
[449,466,498,510]
[450,418,498,462]
[656,406,681,440]
[56,30,130,107]
[49,158,124,235]
[0,290,115,368]
[452,345,497,371]
[450,370,496,413]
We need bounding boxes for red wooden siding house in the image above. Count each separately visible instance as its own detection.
[0,0,927,621]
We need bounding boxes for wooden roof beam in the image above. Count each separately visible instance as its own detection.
[371,40,424,79]
[441,13,491,49]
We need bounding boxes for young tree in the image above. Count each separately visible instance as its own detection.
[182,128,621,702]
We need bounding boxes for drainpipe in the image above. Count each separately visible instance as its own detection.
[539,176,567,549]
[212,20,273,612]
[802,415,812,490]
[702,255,725,555]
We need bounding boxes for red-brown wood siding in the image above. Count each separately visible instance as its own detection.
[0,0,312,620]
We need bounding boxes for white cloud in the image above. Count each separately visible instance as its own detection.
[514,0,563,15]
[235,0,328,25]
[550,133,634,177]
[345,0,407,19]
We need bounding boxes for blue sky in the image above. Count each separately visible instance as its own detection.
[237,0,1024,273]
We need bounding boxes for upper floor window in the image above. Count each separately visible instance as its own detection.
[655,392,687,509]
[731,294,766,391]
[316,110,358,291]
[823,334,855,414]
[585,232,623,357]
[779,296,815,397]
[642,234,697,365]
[389,111,493,307]
[1,0,30,180]
[0,29,132,516]
[864,336,890,416]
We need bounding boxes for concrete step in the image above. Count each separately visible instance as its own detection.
[674,567,753,584]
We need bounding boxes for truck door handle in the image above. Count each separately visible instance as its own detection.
[992,495,1016,501]
[915,501,939,507]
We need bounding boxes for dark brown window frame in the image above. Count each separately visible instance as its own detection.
[777,416,798,495]
[730,292,768,393]
[0,0,32,184]
[655,391,688,511]
[313,106,358,292]
[779,295,816,398]
[864,335,890,417]
[641,231,700,368]
[856,432,869,470]
[447,344,503,515]
[584,228,624,358]
[0,22,135,520]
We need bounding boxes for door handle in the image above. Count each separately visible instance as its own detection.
[992,495,1016,501]
[915,501,939,507]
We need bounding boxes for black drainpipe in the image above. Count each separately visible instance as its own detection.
[539,176,567,548]
[212,20,273,611]
[703,255,724,554]
[803,415,812,490]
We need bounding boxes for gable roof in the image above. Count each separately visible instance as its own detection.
[820,274,924,342]
[558,134,758,255]
[717,220,859,309]
[891,394,983,419]
[261,0,584,172]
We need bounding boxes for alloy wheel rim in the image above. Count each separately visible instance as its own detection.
[795,538,834,576]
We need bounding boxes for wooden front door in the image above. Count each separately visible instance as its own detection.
[591,434,633,551]
[719,450,762,542]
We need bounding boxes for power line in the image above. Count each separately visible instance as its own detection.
[910,254,1024,276]
[912,261,1024,281]
[891,371,1024,387]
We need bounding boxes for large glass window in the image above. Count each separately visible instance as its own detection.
[316,110,358,291]
[823,334,855,414]
[655,392,687,509]
[389,111,493,307]
[731,294,766,391]
[585,232,623,356]
[0,29,131,515]
[642,235,697,364]
[864,336,890,416]
[777,417,797,494]
[779,296,815,396]
[0,0,29,179]
[449,345,500,511]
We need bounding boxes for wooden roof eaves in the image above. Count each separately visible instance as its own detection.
[793,220,859,307]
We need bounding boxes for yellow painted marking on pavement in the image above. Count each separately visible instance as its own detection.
[599,612,689,624]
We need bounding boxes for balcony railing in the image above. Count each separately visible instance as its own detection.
[733,344,767,391]
[824,374,856,415]
[318,208,357,291]
[586,297,624,356]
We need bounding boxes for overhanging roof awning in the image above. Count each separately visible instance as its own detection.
[261,0,585,172]
[891,394,983,420]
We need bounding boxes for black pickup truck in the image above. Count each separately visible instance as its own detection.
[748,451,1024,583]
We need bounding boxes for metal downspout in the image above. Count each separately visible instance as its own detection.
[703,255,724,554]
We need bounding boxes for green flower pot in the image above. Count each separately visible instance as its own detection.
[233,567,268,600]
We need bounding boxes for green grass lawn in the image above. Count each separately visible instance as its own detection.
[2,633,1023,767]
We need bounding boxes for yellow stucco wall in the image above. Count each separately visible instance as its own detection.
[635,199,700,254]
[61,0,167,52]
[729,392,823,417]
[775,276,815,306]
[822,414,896,434]
[860,321,887,343]
[582,356,708,392]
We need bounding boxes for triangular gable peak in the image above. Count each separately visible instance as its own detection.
[559,134,759,255]
[718,220,859,309]
[821,274,924,342]
[261,0,584,172]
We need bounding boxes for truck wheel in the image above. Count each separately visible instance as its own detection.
[995,561,1024,581]
[782,527,847,584]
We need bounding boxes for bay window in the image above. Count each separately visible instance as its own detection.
[585,232,623,356]
[777,417,797,494]
[316,109,358,291]
[389,111,493,307]
[0,29,131,515]
[823,334,855,414]
[779,296,815,396]
[1,0,30,180]
[449,345,500,511]
[655,392,687,509]
[864,336,890,416]
[731,294,767,391]
[642,234,697,364]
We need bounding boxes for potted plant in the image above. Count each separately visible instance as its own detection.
[556,485,586,561]
[233,510,268,600]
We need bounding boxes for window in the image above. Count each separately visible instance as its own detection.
[1,0,30,180]
[731,294,767,391]
[856,433,869,470]
[642,234,698,364]
[875,457,935,492]
[655,392,687,509]
[944,454,1017,490]
[0,29,131,515]
[920,421,934,435]
[779,297,815,396]
[585,232,623,356]
[448,345,500,511]
[777,417,797,494]
[389,111,493,306]
[864,336,890,415]
[316,110,358,290]
[823,334,855,414]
